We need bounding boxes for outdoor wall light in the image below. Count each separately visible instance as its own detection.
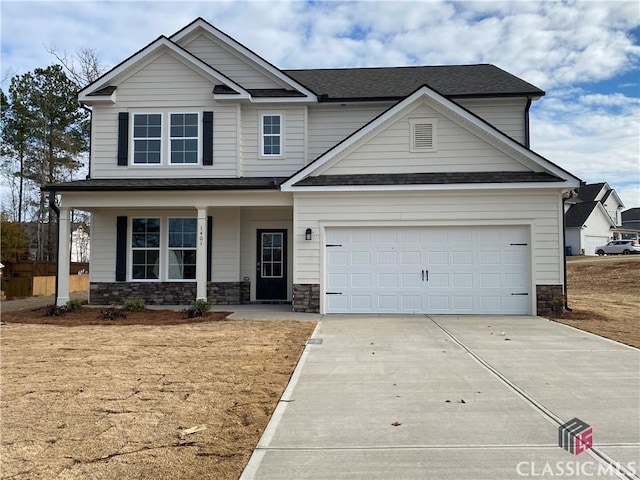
[305,228,313,241]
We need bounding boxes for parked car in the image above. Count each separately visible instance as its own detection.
[595,240,640,255]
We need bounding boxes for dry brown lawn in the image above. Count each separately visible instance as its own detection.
[552,255,640,348]
[0,309,315,480]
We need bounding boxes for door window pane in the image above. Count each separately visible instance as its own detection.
[261,232,283,278]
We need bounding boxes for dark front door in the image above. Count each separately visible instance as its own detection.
[256,229,287,301]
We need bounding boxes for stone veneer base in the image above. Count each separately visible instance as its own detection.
[536,284,564,317]
[292,284,320,313]
[90,281,250,306]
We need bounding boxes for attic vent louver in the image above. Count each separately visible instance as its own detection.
[410,118,437,152]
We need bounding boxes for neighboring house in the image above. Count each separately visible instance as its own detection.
[45,18,581,316]
[564,183,627,255]
[622,208,640,232]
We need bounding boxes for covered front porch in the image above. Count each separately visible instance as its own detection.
[51,183,298,309]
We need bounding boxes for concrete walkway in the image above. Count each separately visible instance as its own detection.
[0,292,88,314]
[241,315,640,480]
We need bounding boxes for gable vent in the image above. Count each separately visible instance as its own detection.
[410,118,437,152]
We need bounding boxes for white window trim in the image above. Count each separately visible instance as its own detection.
[169,112,201,166]
[409,118,437,153]
[128,216,198,282]
[130,112,203,166]
[129,217,162,281]
[131,113,163,166]
[260,112,284,158]
[166,216,198,280]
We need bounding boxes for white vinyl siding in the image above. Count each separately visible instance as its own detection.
[321,103,530,176]
[306,103,389,161]
[91,107,239,179]
[241,106,305,176]
[456,98,528,145]
[89,211,118,282]
[292,190,562,287]
[210,208,241,282]
[180,33,285,89]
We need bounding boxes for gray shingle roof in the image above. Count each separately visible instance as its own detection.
[43,177,288,192]
[295,172,563,187]
[576,183,606,202]
[565,201,599,228]
[284,64,544,101]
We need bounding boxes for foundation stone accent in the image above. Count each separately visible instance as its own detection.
[90,282,196,305]
[293,284,320,313]
[207,282,249,305]
[536,284,564,317]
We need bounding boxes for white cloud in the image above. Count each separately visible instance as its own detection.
[1,0,638,205]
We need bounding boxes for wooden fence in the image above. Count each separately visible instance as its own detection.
[1,261,89,277]
[1,275,89,298]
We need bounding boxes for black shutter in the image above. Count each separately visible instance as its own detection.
[203,111,213,166]
[117,112,129,166]
[115,216,127,281]
[207,216,213,281]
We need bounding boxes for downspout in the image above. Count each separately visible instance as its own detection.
[80,103,92,179]
[524,96,532,148]
[48,190,60,304]
[562,191,576,311]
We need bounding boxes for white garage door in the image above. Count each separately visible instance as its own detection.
[325,226,531,314]
[584,235,609,256]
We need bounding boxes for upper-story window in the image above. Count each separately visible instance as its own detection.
[261,114,282,156]
[170,113,199,164]
[133,114,162,164]
[130,112,200,165]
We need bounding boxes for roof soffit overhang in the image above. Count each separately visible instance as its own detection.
[170,18,317,103]
[282,85,582,192]
[78,36,251,104]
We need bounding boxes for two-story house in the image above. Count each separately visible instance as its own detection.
[564,182,626,255]
[46,18,581,316]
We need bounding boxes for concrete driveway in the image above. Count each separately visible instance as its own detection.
[241,315,640,480]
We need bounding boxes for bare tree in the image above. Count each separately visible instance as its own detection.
[46,46,104,89]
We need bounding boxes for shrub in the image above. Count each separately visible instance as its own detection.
[552,293,565,318]
[123,297,146,312]
[181,299,211,318]
[44,304,68,317]
[66,298,83,312]
[98,307,127,320]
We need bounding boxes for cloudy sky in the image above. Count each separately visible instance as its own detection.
[2,0,639,207]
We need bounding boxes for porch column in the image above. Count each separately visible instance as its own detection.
[196,207,208,301]
[56,207,71,306]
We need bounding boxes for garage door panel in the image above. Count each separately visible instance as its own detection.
[451,273,473,288]
[325,226,531,314]
[378,273,398,288]
[429,295,450,310]
[453,296,474,311]
[429,273,449,288]
[378,251,398,265]
[378,295,399,311]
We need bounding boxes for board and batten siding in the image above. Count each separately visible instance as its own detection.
[293,190,563,286]
[321,103,530,176]
[180,33,285,90]
[456,98,527,145]
[240,105,306,176]
[90,51,240,179]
